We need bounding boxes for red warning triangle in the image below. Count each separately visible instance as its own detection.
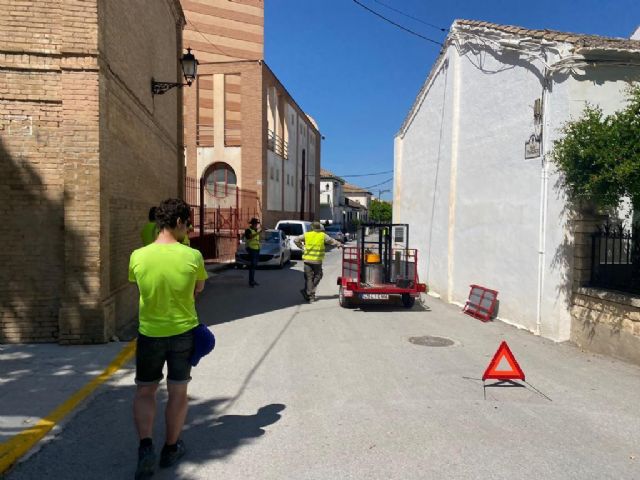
[482,341,525,381]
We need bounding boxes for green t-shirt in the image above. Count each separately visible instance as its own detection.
[128,243,208,337]
[141,222,158,246]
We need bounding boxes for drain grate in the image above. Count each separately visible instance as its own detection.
[409,335,455,347]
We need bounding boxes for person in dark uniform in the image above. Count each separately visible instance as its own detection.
[244,218,262,287]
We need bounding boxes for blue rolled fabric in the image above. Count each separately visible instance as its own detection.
[189,324,216,367]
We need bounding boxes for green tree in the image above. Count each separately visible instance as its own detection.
[552,86,640,212]
[552,86,640,287]
[369,199,392,223]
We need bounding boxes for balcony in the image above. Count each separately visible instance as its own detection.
[267,129,288,159]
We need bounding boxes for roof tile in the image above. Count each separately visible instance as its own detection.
[454,19,640,53]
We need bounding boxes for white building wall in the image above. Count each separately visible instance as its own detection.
[285,104,298,212]
[320,180,333,205]
[394,54,455,297]
[540,63,640,339]
[452,47,544,333]
[395,32,640,342]
[267,150,282,211]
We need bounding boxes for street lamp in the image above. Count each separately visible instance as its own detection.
[151,48,199,95]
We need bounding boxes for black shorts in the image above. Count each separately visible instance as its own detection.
[135,330,195,385]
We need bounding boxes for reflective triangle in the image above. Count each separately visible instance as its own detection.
[482,341,525,381]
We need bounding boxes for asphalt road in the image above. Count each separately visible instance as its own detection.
[7,248,640,479]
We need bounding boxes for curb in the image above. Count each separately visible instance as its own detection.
[0,340,137,474]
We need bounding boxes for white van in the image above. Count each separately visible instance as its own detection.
[275,220,312,257]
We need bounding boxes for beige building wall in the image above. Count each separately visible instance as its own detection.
[0,0,185,344]
[262,66,321,227]
[182,0,264,179]
[180,0,321,228]
[181,0,264,63]
[98,0,186,340]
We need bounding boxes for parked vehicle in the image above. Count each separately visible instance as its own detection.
[337,223,427,308]
[324,223,346,243]
[236,229,291,268]
[275,220,312,257]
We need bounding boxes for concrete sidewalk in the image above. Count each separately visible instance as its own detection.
[0,262,230,472]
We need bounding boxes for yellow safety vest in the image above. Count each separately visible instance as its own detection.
[247,228,260,250]
[302,231,326,262]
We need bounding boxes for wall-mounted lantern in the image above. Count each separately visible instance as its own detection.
[151,48,199,95]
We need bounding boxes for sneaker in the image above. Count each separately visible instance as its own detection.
[309,295,316,303]
[159,440,186,468]
[299,289,310,301]
[135,444,156,479]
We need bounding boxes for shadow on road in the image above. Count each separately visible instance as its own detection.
[167,401,286,478]
[355,300,431,313]
[197,263,307,326]
[6,381,286,480]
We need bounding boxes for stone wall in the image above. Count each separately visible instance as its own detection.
[570,212,640,364]
[572,288,640,364]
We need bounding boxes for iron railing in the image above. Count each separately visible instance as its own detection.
[267,129,288,159]
[590,224,639,294]
[184,176,260,262]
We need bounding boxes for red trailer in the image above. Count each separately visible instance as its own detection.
[337,223,427,308]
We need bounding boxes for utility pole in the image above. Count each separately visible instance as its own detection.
[377,189,391,201]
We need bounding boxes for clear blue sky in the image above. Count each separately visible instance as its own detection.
[265,0,640,199]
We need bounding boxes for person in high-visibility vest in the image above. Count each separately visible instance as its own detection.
[244,217,262,287]
[294,221,342,302]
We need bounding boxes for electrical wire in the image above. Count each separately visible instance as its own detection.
[338,170,394,178]
[187,19,233,58]
[372,0,447,32]
[351,0,443,46]
[364,177,393,189]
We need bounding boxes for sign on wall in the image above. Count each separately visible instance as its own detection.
[525,134,541,159]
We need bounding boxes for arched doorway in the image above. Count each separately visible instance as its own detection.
[203,162,237,197]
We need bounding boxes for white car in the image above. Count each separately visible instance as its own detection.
[235,229,291,268]
[275,220,312,257]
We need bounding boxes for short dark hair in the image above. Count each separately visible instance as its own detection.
[148,206,157,222]
[155,199,190,230]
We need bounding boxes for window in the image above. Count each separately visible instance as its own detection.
[277,223,303,236]
[265,231,282,243]
[204,162,237,196]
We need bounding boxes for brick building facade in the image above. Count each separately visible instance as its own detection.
[182,0,321,227]
[1,0,186,343]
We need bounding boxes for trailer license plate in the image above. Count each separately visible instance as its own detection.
[361,294,389,300]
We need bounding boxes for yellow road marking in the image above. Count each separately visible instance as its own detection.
[0,340,137,474]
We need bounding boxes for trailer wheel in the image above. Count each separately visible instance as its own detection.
[339,287,353,308]
[402,294,415,309]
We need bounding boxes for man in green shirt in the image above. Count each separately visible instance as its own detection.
[140,207,158,246]
[128,198,208,479]
[141,205,192,247]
